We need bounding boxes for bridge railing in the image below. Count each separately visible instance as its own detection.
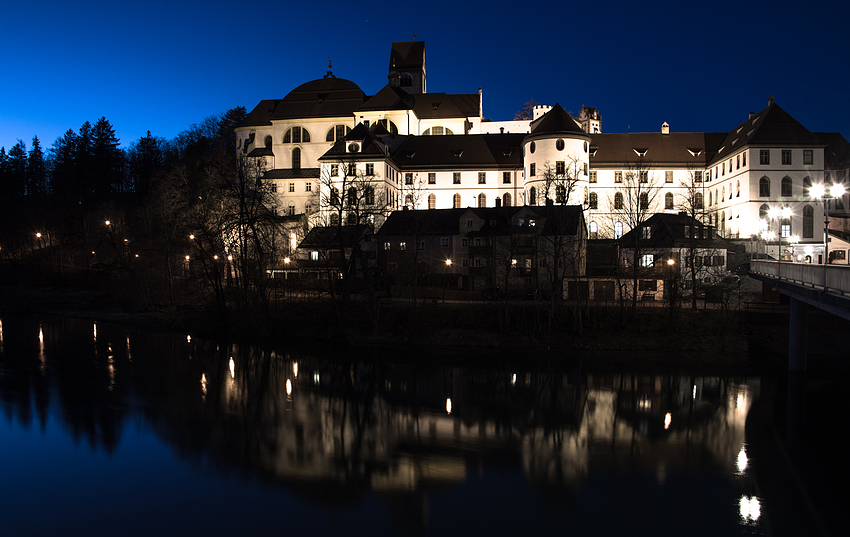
[750,260,850,296]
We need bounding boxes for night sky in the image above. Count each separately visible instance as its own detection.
[3,0,849,152]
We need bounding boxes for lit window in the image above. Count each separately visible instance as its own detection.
[615,222,623,238]
[589,171,597,183]
[615,171,623,183]
[665,171,673,183]
[640,254,654,267]
[311,251,319,261]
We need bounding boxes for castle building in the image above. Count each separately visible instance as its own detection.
[236,42,850,263]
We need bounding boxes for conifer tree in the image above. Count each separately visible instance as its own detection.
[8,141,27,199]
[50,129,77,196]
[27,136,47,195]
[91,117,123,194]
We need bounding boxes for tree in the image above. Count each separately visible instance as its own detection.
[677,167,710,308]
[514,99,541,120]
[606,158,661,312]
[91,117,124,194]
[7,141,27,199]
[127,131,165,196]
[49,129,77,197]
[26,136,47,195]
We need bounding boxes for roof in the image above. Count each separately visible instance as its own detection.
[391,133,525,170]
[526,103,588,139]
[816,132,850,170]
[319,123,389,162]
[298,225,373,249]
[377,208,468,237]
[710,99,825,165]
[411,93,479,119]
[389,41,425,70]
[358,85,415,112]
[618,212,722,247]
[589,132,725,167]
[263,168,321,179]
[239,99,281,128]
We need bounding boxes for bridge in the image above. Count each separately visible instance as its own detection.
[749,260,850,371]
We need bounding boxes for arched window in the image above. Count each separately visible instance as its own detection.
[759,204,769,232]
[614,222,623,239]
[400,72,413,86]
[264,135,272,149]
[589,221,598,235]
[803,176,813,196]
[478,193,486,208]
[781,176,792,197]
[736,180,741,197]
[803,204,814,238]
[405,194,414,208]
[759,176,770,197]
[729,185,733,199]
[348,187,357,205]
[503,193,512,207]
[709,191,712,206]
[326,124,351,142]
[695,192,704,209]
[422,126,454,135]
[721,186,725,201]
[365,187,375,205]
[715,188,719,205]
[292,147,301,170]
[557,185,567,204]
[589,192,598,209]
[428,193,436,210]
[330,187,340,206]
[453,193,461,209]
[347,213,357,225]
[288,202,295,216]
[665,192,673,210]
[721,211,726,237]
[529,187,537,205]
[639,192,648,210]
[330,213,340,226]
[283,126,310,143]
[614,192,624,210]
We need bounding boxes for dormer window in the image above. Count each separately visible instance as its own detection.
[633,148,648,158]
[687,148,703,157]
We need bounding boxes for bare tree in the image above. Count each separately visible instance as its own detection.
[514,99,541,121]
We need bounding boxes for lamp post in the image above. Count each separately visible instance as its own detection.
[809,183,845,293]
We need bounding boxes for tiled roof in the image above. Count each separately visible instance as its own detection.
[816,132,850,170]
[412,93,479,119]
[263,168,321,179]
[392,134,525,170]
[618,212,722,247]
[377,208,468,237]
[319,123,390,161]
[526,103,587,138]
[299,225,373,248]
[239,99,281,128]
[272,78,366,120]
[359,85,415,111]
[246,147,274,157]
[589,132,724,167]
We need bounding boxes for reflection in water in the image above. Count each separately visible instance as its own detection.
[0,315,771,535]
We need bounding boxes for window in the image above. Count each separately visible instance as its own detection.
[503,172,511,184]
[311,251,319,261]
[614,192,624,209]
[292,147,301,169]
[440,237,449,247]
[584,163,588,176]
[695,171,703,182]
[737,155,740,169]
[781,176,792,197]
[665,171,673,183]
[803,176,812,195]
[326,125,350,142]
[589,221,597,235]
[589,171,597,183]
[695,192,704,209]
[305,182,312,192]
[641,226,651,239]
[418,241,425,250]
[639,171,648,183]
[722,162,725,176]
[474,258,481,267]
[478,172,486,184]
[331,164,339,177]
[462,258,468,267]
[615,171,623,183]
[639,254,654,267]
[759,177,770,197]
[743,152,746,167]
[474,238,482,247]
[264,135,272,149]
[555,161,565,175]
[453,172,461,184]
[665,192,673,209]
[405,173,413,185]
[804,150,813,165]
[287,182,294,193]
[453,193,461,208]
[283,126,310,143]
[428,193,436,210]
[736,180,740,197]
[288,202,295,216]
[639,192,649,209]
[529,187,537,205]
[347,187,357,205]
[503,193,511,207]
[589,192,598,209]
[365,187,374,205]
[466,218,473,228]
[399,242,406,251]
[422,126,453,135]
[803,204,814,238]
[530,163,536,176]
[760,150,770,165]
[428,172,436,184]
[268,182,277,193]
[782,150,792,165]
[709,191,712,206]
[614,222,623,238]
[556,185,566,203]
[722,186,725,201]
[781,223,791,238]
[365,163,374,176]
[478,193,486,208]
[529,141,536,153]
[461,238,468,247]
[305,202,312,214]
[556,139,565,151]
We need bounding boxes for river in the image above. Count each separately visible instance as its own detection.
[0,315,789,535]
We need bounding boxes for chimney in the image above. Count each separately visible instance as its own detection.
[661,122,670,135]
[749,112,755,119]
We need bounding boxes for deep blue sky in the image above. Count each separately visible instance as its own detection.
[2,0,849,153]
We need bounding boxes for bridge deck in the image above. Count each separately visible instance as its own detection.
[750,260,850,321]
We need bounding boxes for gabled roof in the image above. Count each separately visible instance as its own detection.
[816,132,850,170]
[358,85,415,111]
[391,134,525,170]
[389,41,425,70]
[318,123,389,161]
[711,99,825,164]
[526,103,587,139]
[618,212,722,247]
[589,132,725,167]
[412,93,479,119]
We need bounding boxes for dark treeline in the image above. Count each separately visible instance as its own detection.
[0,107,300,337]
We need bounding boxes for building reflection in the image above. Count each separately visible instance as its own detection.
[0,316,761,531]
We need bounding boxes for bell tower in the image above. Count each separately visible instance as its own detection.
[388,41,426,94]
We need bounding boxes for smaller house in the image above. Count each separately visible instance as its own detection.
[296,225,377,287]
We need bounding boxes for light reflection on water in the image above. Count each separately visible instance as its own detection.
[0,315,770,536]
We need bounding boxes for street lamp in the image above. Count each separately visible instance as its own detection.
[810,183,845,293]
[766,206,792,277]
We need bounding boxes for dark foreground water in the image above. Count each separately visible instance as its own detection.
[0,315,773,536]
